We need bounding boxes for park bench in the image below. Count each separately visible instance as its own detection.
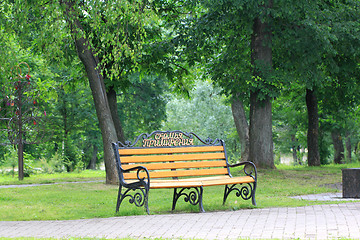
[112,130,257,214]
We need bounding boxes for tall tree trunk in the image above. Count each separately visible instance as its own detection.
[249,93,274,168]
[306,88,321,166]
[249,1,274,168]
[61,1,118,184]
[87,144,98,170]
[355,142,358,157]
[331,129,344,164]
[345,132,351,161]
[107,86,126,143]
[231,96,249,162]
[291,134,298,164]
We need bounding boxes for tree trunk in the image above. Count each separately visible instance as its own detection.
[249,92,274,168]
[345,132,351,161]
[231,96,250,162]
[61,1,118,184]
[331,129,344,164]
[87,144,98,170]
[306,88,321,166]
[249,1,274,168]
[107,86,126,143]
[291,134,298,164]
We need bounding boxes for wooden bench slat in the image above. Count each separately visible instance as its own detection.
[150,181,203,189]
[123,168,229,180]
[200,176,255,186]
[151,176,255,188]
[123,176,254,189]
[120,152,226,163]
[119,145,224,155]
[176,175,230,182]
[121,160,227,171]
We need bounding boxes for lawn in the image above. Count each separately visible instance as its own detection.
[0,163,359,221]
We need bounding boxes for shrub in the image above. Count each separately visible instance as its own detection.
[3,147,17,177]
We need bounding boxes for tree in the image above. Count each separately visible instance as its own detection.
[118,73,168,141]
[57,0,118,182]
[248,0,275,168]
[271,0,360,166]
[321,0,360,164]
[273,85,308,165]
[0,62,47,180]
[8,0,172,183]
[170,0,279,168]
[164,79,240,161]
[45,71,102,171]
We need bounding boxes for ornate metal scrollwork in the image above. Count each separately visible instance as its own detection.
[116,130,224,148]
[243,164,256,179]
[223,183,255,204]
[172,187,204,212]
[125,188,147,207]
[116,186,149,213]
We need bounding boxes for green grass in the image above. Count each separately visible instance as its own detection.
[0,238,128,240]
[0,163,359,221]
[0,170,105,185]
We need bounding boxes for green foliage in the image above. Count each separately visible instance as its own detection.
[48,151,66,173]
[167,0,284,102]
[118,73,169,140]
[2,0,360,170]
[23,152,35,177]
[164,80,240,162]
[1,147,35,177]
[40,150,85,174]
[2,146,17,177]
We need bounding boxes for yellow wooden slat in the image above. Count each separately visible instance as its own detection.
[122,176,254,189]
[123,168,228,180]
[120,152,225,164]
[150,181,203,189]
[200,176,255,186]
[151,176,255,188]
[119,145,224,155]
[121,160,227,171]
[176,175,230,182]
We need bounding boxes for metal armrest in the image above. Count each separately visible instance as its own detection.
[228,161,257,180]
[120,165,150,189]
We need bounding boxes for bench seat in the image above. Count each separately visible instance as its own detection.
[126,175,255,189]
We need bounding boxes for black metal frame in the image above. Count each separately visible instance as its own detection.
[112,143,151,213]
[112,130,257,214]
[172,187,205,212]
[114,166,150,214]
[223,161,257,206]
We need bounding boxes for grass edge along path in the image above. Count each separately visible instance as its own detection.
[0,163,359,221]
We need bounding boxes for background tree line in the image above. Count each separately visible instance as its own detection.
[0,0,360,182]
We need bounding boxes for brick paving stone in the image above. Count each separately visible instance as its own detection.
[1,200,360,239]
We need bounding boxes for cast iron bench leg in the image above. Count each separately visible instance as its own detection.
[222,183,257,206]
[116,185,122,212]
[145,187,150,214]
[172,187,205,212]
[199,186,205,212]
[252,182,257,206]
[172,188,178,211]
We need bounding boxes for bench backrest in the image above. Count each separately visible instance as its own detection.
[112,131,231,181]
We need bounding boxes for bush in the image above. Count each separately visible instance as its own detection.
[3,146,17,177]
[23,153,35,177]
[49,151,66,173]
[74,160,84,173]
[40,151,66,174]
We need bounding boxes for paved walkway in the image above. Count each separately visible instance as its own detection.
[1,194,360,239]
